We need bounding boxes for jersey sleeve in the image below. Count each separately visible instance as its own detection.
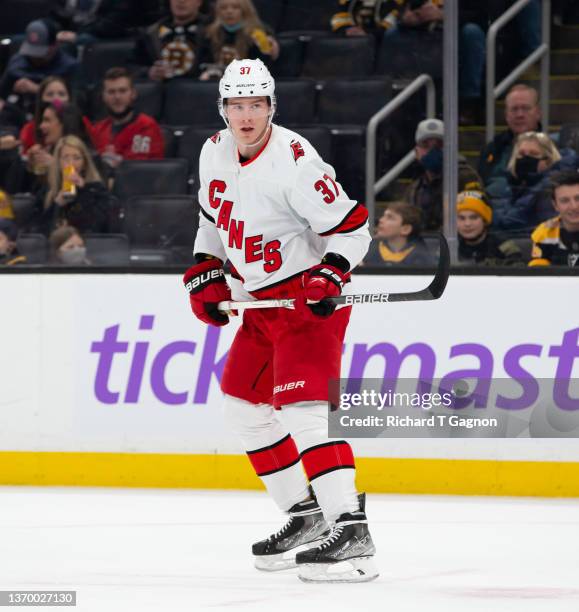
[289,157,371,269]
[194,141,227,261]
[528,224,551,267]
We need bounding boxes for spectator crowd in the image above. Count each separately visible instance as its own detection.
[0,0,577,269]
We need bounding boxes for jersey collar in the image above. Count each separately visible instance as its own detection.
[237,126,272,167]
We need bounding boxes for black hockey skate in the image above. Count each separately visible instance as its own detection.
[252,497,330,571]
[295,493,378,583]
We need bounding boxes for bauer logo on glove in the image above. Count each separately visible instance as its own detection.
[183,258,231,327]
[185,267,225,294]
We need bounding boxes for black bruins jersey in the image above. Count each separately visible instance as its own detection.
[529,216,579,268]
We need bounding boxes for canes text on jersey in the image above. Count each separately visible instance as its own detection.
[209,179,282,272]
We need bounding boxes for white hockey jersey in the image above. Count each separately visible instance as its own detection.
[194,124,371,292]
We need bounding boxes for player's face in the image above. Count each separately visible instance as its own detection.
[457,210,485,240]
[377,209,408,240]
[225,96,270,145]
[553,184,579,231]
[103,78,136,116]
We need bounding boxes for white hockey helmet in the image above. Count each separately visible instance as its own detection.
[218,58,276,127]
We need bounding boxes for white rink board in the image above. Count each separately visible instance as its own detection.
[1,273,579,462]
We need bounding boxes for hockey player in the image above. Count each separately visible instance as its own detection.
[182,59,378,583]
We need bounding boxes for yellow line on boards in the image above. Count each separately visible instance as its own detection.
[0,452,578,497]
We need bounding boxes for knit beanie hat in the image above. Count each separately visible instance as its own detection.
[457,190,492,225]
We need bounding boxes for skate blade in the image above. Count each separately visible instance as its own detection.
[298,556,379,583]
[254,540,325,572]
[254,551,297,572]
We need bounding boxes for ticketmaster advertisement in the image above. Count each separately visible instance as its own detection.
[1,273,579,458]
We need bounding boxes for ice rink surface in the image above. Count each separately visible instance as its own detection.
[0,487,578,612]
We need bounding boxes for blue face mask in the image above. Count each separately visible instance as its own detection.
[420,147,443,175]
[222,22,244,33]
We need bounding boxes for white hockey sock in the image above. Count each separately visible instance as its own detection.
[279,402,360,522]
[223,394,310,511]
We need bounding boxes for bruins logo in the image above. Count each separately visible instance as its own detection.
[161,40,195,77]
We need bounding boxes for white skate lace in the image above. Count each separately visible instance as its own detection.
[272,516,295,540]
[318,524,345,550]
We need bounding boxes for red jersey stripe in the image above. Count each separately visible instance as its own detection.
[319,203,368,237]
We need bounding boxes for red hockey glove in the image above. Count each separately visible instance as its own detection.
[301,254,349,318]
[183,258,231,326]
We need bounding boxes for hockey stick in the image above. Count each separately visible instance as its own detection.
[218,233,450,312]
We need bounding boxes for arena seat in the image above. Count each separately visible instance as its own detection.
[160,125,178,158]
[123,195,199,249]
[84,234,130,266]
[129,248,174,266]
[252,0,285,31]
[317,79,391,124]
[162,81,221,126]
[113,159,189,199]
[302,37,374,79]
[176,126,219,186]
[0,0,51,37]
[274,79,317,124]
[376,29,443,80]
[284,125,332,164]
[82,40,136,85]
[278,0,336,33]
[271,37,304,78]
[16,233,47,264]
[11,193,36,227]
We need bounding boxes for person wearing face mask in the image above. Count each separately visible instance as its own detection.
[198,0,279,80]
[478,84,542,190]
[456,190,522,266]
[33,134,118,235]
[490,131,579,234]
[90,67,164,168]
[0,218,26,266]
[49,226,90,266]
[18,76,93,155]
[405,118,482,230]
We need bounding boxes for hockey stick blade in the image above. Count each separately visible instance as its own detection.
[218,234,450,312]
[376,231,450,303]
